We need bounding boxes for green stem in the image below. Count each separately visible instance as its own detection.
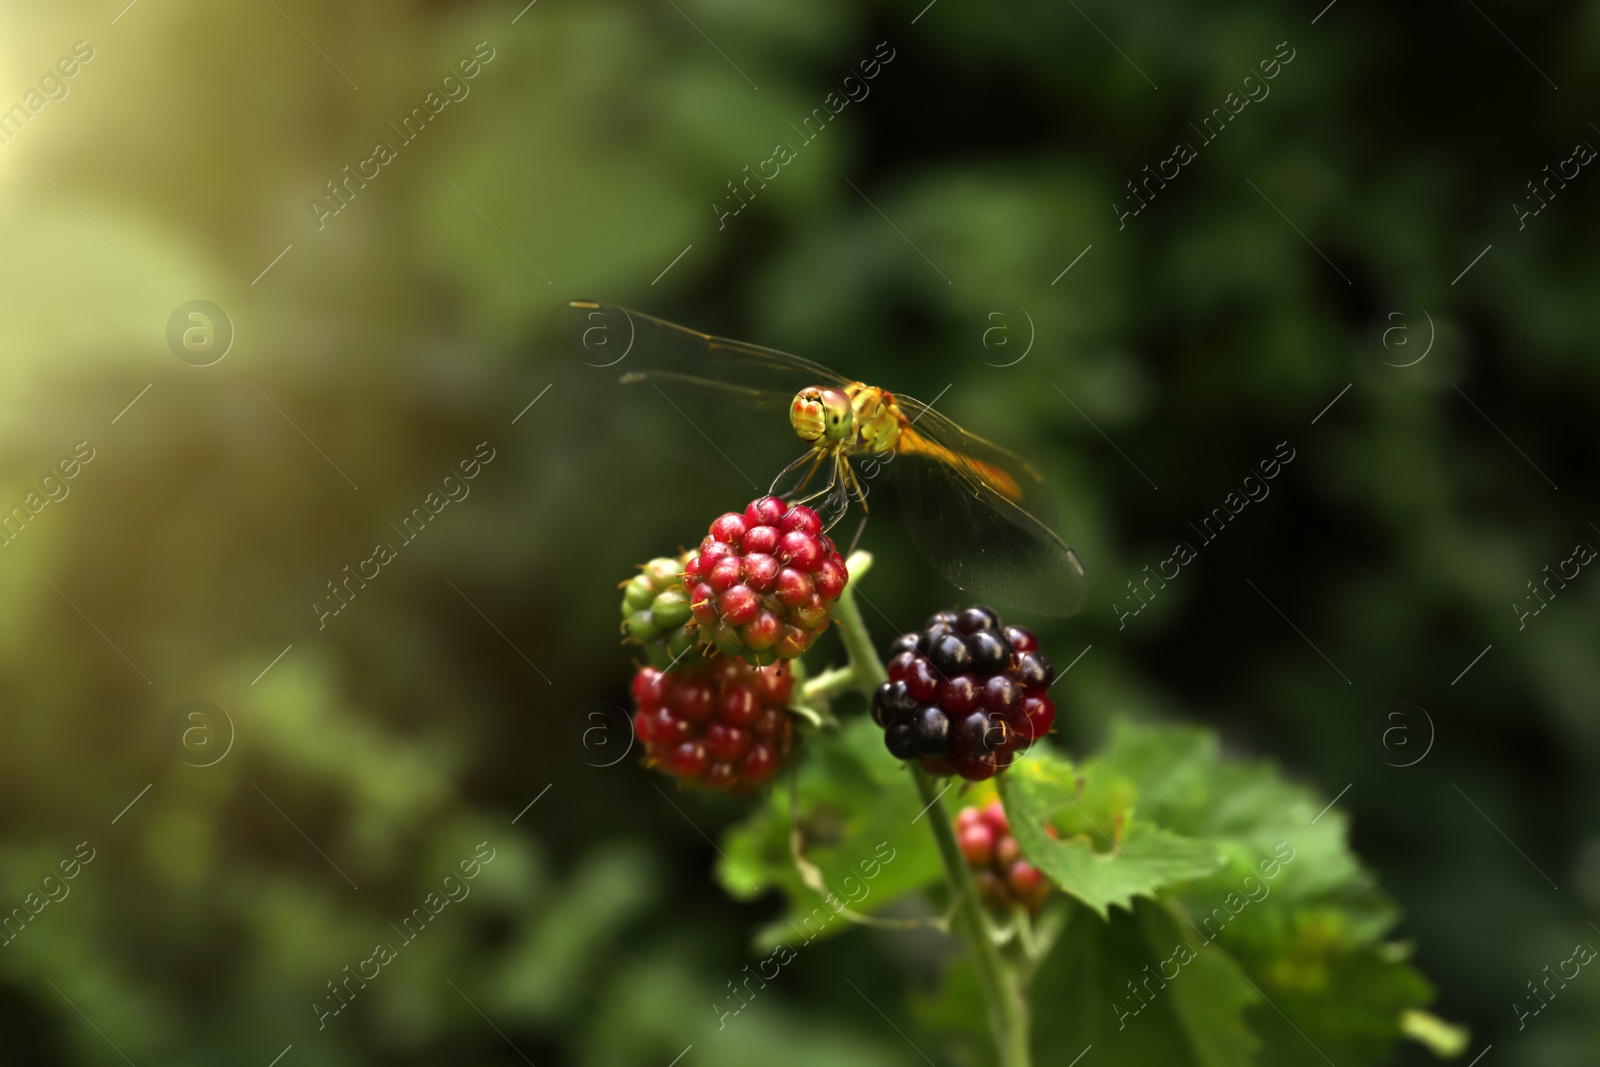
[830,551,1030,1067]
[835,551,888,691]
[912,766,1032,1067]
[799,665,860,704]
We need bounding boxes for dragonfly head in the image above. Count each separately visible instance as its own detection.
[791,387,853,445]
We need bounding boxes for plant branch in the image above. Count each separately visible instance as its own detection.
[834,551,888,692]
[912,765,1032,1067]
[828,551,1029,1067]
[798,665,859,705]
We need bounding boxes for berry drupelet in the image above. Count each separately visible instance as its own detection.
[631,656,796,793]
[620,556,698,670]
[956,801,1050,912]
[685,496,849,666]
[872,606,1056,781]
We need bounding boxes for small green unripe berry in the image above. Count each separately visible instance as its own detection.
[620,556,703,671]
[623,574,656,614]
[651,588,691,629]
[645,557,681,587]
[646,625,696,670]
[627,609,661,642]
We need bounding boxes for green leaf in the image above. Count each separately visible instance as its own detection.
[1015,897,1259,1067]
[1075,719,1440,1065]
[988,718,1442,1064]
[997,750,1225,918]
[716,717,944,948]
[1137,900,1261,1067]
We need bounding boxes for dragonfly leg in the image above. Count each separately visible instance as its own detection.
[770,448,825,499]
[793,451,841,509]
[816,456,854,531]
[843,460,870,515]
[844,510,869,555]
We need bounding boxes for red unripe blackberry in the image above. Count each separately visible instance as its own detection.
[687,496,849,666]
[744,554,779,591]
[633,668,665,707]
[709,557,744,592]
[814,558,847,600]
[1017,693,1056,743]
[703,761,737,791]
[954,802,1051,913]
[631,657,796,794]
[649,708,694,747]
[710,512,747,544]
[742,743,780,785]
[775,568,814,607]
[905,658,940,703]
[665,740,710,779]
[720,684,759,726]
[872,607,1057,780]
[780,506,823,535]
[745,496,786,526]
[1007,859,1044,900]
[995,832,1022,868]
[958,822,995,866]
[718,586,760,626]
[743,524,779,555]
[778,530,823,570]
[669,677,714,722]
[705,721,751,762]
[937,675,982,714]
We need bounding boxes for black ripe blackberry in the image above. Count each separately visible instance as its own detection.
[873,608,1056,781]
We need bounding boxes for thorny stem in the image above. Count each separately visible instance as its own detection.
[831,552,1032,1067]
[913,766,1032,1067]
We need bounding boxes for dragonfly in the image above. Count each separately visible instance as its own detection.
[560,300,1086,616]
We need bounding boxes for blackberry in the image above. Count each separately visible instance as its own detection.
[955,801,1051,912]
[684,496,849,666]
[908,706,951,756]
[874,606,1056,781]
[631,655,795,794]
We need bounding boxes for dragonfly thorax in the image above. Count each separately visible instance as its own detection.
[790,384,901,455]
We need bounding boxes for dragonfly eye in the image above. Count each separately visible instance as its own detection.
[791,388,852,444]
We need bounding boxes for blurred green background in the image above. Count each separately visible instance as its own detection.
[0,0,1596,1063]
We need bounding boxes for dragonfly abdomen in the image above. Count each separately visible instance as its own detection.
[893,427,1024,503]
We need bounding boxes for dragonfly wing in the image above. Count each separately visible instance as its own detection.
[558,300,849,496]
[895,455,1087,616]
[558,301,850,405]
[893,395,1061,527]
[891,397,1085,616]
